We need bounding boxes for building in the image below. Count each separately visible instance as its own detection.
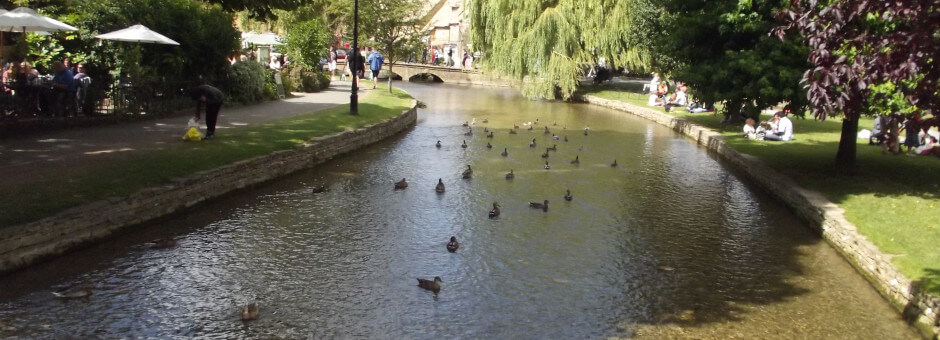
[421,0,471,66]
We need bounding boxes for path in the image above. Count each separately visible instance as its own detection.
[0,82,360,197]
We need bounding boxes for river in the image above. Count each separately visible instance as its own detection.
[0,83,919,339]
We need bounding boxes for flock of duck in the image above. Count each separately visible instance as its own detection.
[404,117,618,294]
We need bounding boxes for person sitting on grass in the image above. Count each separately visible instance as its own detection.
[743,118,766,140]
[763,111,793,141]
[914,136,940,156]
[663,85,688,112]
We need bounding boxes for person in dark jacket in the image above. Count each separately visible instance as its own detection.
[189,84,225,139]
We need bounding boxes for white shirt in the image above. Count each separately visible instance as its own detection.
[775,116,793,141]
[671,90,687,106]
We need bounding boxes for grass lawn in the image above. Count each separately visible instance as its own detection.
[582,85,940,295]
[1,85,414,227]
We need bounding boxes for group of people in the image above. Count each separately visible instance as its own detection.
[743,110,794,141]
[1,58,89,118]
[646,73,713,113]
[869,113,940,156]
[337,46,385,89]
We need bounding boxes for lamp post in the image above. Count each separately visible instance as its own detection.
[350,0,359,115]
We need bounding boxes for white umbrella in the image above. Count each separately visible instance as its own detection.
[0,7,78,32]
[241,31,282,46]
[95,24,179,45]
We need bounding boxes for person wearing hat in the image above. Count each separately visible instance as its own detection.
[764,110,793,141]
[188,84,225,139]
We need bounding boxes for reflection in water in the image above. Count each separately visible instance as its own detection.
[0,84,918,339]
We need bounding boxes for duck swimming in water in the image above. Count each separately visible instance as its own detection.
[240,303,259,321]
[487,131,494,138]
[544,126,550,134]
[552,133,559,140]
[509,129,518,134]
[529,139,537,147]
[482,118,489,123]
[446,236,459,252]
[461,140,468,148]
[529,199,549,211]
[544,161,551,169]
[435,178,445,193]
[489,202,501,218]
[52,284,93,298]
[486,142,493,148]
[461,165,473,179]
[500,148,508,156]
[527,125,534,131]
[611,159,618,167]
[462,121,469,127]
[570,155,580,164]
[541,151,549,158]
[546,144,557,151]
[505,169,514,179]
[311,185,327,194]
[465,128,473,136]
[417,277,443,293]
[564,189,573,201]
[395,178,408,189]
[435,140,442,148]
[564,135,569,142]
[514,124,520,129]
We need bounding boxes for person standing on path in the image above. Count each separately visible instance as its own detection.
[367,50,385,89]
[189,84,225,140]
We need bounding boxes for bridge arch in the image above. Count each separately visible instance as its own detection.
[407,73,444,83]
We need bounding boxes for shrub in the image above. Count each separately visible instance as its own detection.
[283,19,330,70]
[228,60,267,103]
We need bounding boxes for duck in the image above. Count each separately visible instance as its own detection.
[435,140,442,148]
[52,284,93,298]
[529,199,549,211]
[461,165,473,179]
[464,128,473,136]
[486,131,494,138]
[509,129,518,135]
[150,238,177,249]
[462,121,469,127]
[486,142,493,149]
[544,126,550,134]
[417,276,443,293]
[505,169,514,179]
[446,237,459,252]
[544,161,551,169]
[311,185,327,194]
[534,118,540,125]
[570,155,580,164]
[611,159,618,167]
[564,189,573,201]
[435,178,445,193]
[461,140,468,148]
[553,121,558,126]
[500,148,508,157]
[527,125,534,131]
[584,126,590,136]
[546,144,557,151]
[489,202,501,218]
[564,135,569,142]
[470,118,476,125]
[552,133,559,140]
[482,118,489,123]
[394,178,408,189]
[529,138,537,147]
[541,151,549,158]
[484,127,489,132]
[240,303,260,321]
[513,124,520,129]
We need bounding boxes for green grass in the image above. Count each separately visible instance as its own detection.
[583,86,940,295]
[1,85,414,227]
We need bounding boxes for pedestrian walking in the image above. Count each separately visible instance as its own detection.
[189,84,225,139]
[367,50,385,89]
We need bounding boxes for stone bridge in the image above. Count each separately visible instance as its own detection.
[338,60,511,86]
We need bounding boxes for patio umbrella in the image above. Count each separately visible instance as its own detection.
[95,24,179,45]
[0,7,78,58]
[241,31,282,46]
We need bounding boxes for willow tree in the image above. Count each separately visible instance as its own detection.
[469,0,652,99]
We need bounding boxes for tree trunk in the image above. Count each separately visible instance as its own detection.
[387,64,393,93]
[835,118,858,167]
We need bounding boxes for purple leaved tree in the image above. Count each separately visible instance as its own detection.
[775,0,939,166]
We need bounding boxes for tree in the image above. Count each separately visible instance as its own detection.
[468,0,653,99]
[649,0,810,121]
[776,0,940,166]
[283,18,331,70]
[202,0,309,20]
[359,0,424,93]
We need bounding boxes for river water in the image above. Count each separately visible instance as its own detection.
[0,84,919,339]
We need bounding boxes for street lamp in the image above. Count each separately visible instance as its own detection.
[350,0,359,115]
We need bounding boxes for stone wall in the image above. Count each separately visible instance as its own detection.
[0,102,418,275]
[584,95,939,339]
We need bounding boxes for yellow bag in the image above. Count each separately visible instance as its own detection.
[182,127,203,141]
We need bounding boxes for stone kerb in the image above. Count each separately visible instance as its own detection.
[0,102,419,275]
[583,95,939,338]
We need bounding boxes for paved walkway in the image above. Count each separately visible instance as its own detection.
[0,82,358,196]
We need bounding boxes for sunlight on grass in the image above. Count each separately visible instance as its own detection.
[584,86,940,295]
[0,85,414,228]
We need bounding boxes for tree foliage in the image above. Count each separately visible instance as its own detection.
[777,0,939,165]
[202,0,309,20]
[359,0,424,92]
[649,0,810,120]
[469,0,653,99]
[283,18,331,70]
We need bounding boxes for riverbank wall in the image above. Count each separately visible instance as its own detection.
[0,101,419,276]
[583,95,939,339]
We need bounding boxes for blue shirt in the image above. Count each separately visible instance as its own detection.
[367,52,384,71]
[53,69,75,92]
